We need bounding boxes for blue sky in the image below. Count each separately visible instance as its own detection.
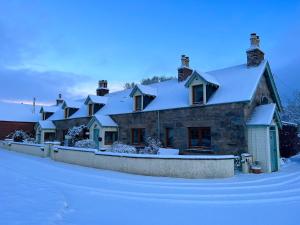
[0,0,299,104]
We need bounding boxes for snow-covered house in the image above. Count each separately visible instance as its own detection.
[0,101,40,140]
[34,33,282,173]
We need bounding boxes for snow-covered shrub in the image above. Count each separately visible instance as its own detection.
[140,136,162,154]
[108,142,137,154]
[67,125,88,146]
[23,138,36,144]
[67,125,87,138]
[8,130,30,142]
[74,139,96,149]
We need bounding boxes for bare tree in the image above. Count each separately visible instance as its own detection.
[123,82,136,89]
[281,91,300,124]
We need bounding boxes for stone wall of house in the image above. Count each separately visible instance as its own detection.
[111,102,248,155]
[53,117,91,142]
[244,71,274,119]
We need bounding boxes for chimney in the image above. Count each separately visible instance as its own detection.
[32,97,36,114]
[96,80,109,96]
[56,93,64,106]
[178,55,193,82]
[246,33,264,67]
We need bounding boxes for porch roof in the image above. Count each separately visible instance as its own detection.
[247,103,281,127]
[87,115,118,128]
[38,120,56,130]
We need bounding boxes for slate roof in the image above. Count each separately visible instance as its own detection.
[0,102,40,122]
[84,95,108,105]
[247,103,279,126]
[38,120,56,129]
[87,115,118,128]
[44,60,281,125]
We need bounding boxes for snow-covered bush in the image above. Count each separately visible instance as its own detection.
[67,125,88,146]
[108,142,137,154]
[74,139,96,149]
[8,130,31,142]
[23,138,36,144]
[140,136,162,154]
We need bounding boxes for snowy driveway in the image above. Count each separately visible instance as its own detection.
[0,148,299,225]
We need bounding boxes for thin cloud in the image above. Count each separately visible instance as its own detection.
[0,68,124,105]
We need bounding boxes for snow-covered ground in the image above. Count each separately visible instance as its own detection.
[0,148,299,225]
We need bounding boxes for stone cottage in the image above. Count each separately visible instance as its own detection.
[35,33,282,173]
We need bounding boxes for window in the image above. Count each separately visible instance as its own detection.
[192,84,204,104]
[188,127,211,148]
[165,128,174,147]
[88,104,93,116]
[261,96,269,105]
[105,131,118,145]
[131,128,145,145]
[44,132,55,142]
[135,95,142,111]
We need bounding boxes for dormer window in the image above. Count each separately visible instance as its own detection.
[42,112,54,120]
[135,95,142,111]
[185,70,219,106]
[130,84,157,112]
[192,84,204,104]
[84,95,107,116]
[64,107,78,119]
[88,104,93,116]
[88,103,103,116]
[40,106,58,121]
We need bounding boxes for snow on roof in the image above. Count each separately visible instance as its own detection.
[206,60,267,105]
[62,100,82,109]
[38,120,56,129]
[40,105,58,113]
[46,60,271,121]
[93,115,118,127]
[0,102,41,122]
[130,84,157,97]
[84,95,108,105]
[247,103,276,126]
[185,70,219,87]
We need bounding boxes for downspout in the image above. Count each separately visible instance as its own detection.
[157,110,160,139]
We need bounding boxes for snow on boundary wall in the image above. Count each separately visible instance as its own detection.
[52,146,235,179]
[0,142,235,179]
[0,141,47,157]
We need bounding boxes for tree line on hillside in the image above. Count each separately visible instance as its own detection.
[123,75,176,89]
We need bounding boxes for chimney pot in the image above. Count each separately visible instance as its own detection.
[97,80,109,96]
[56,93,64,105]
[247,33,264,67]
[178,55,193,82]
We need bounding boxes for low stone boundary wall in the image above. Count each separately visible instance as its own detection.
[52,146,96,168]
[0,140,46,157]
[52,147,235,178]
[0,141,235,178]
